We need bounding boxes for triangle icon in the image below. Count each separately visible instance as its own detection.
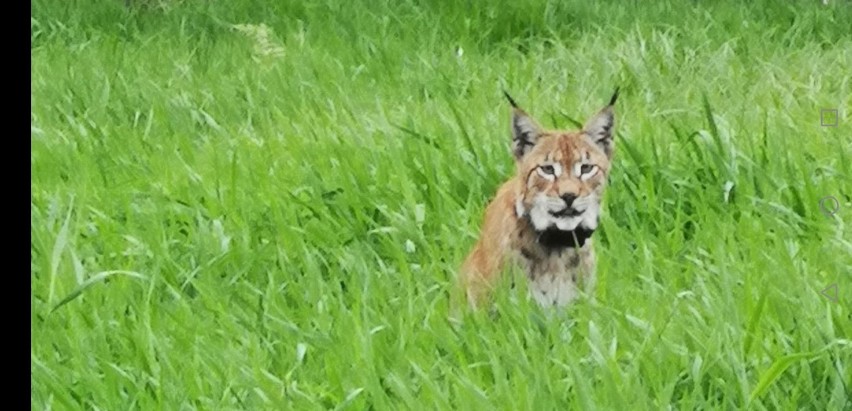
[820,284,838,303]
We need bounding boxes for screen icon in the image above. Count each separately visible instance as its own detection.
[818,196,840,217]
[820,109,838,127]
[820,284,838,303]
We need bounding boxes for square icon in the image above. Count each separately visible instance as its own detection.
[820,109,838,127]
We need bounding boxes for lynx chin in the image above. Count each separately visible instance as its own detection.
[456,88,620,311]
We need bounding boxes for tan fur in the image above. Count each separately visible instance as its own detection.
[456,90,619,311]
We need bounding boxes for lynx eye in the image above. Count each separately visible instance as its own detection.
[539,165,555,175]
[578,163,599,181]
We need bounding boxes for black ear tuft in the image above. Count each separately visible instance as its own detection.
[503,90,519,108]
[608,87,620,106]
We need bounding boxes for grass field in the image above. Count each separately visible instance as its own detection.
[31,0,852,409]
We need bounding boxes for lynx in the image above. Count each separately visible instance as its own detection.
[457,89,619,310]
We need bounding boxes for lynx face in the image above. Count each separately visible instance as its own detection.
[515,134,611,233]
[509,91,617,237]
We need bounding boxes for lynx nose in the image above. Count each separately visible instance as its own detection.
[561,193,578,207]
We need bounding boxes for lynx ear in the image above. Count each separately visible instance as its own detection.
[505,91,543,161]
[584,87,619,158]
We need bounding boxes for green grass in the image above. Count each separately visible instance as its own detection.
[31,0,852,409]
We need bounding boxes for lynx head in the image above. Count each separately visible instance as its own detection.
[507,89,619,245]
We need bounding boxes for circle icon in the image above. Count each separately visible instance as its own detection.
[818,196,839,217]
